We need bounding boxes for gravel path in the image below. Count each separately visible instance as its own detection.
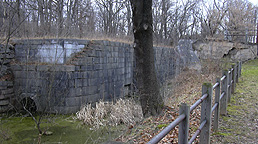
[211,59,258,144]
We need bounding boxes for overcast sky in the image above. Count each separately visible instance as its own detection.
[249,0,258,6]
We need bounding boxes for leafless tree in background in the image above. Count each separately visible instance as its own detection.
[0,0,257,45]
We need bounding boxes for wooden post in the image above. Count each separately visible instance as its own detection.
[200,83,212,144]
[232,64,237,94]
[239,61,242,76]
[236,62,239,83]
[228,68,232,103]
[213,78,220,131]
[178,103,190,144]
[220,70,229,115]
[238,61,241,78]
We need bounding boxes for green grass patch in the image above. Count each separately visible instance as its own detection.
[213,59,258,143]
[0,115,125,144]
[156,124,168,129]
[212,131,232,136]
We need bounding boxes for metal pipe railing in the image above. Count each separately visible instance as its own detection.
[220,92,225,100]
[188,120,207,144]
[147,61,242,144]
[147,114,186,144]
[212,103,218,112]
[190,93,208,112]
[213,82,219,90]
[221,75,226,81]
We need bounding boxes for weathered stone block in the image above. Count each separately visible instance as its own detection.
[81,96,88,105]
[0,93,13,100]
[53,106,80,114]
[81,79,88,87]
[0,105,9,113]
[69,88,82,97]
[74,72,83,79]
[37,65,50,71]
[95,64,103,70]
[88,78,101,86]
[75,79,83,88]
[85,57,93,64]
[87,94,99,103]
[1,88,13,95]
[0,81,13,87]
[86,86,98,95]
[98,70,104,77]
[0,99,9,106]
[65,97,82,106]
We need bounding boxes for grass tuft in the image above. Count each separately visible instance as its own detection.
[76,99,143,129]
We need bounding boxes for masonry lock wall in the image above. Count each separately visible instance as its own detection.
[6,39,197,114]
[2,39,255,114]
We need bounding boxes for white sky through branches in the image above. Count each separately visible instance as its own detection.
[249,0,258,6]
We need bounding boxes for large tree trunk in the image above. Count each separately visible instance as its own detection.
[130,0,163,117]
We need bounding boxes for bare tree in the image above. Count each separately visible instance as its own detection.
[1,0,257,45]
[225,0,257,42]
[96,0,126,36]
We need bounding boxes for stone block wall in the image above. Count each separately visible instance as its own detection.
[0,81,14,113]
[10,39,189,113]
[7,39,257,114]
[192,40,258,61]
[11,39,135,113]
[13,39,87,64]
[11,64,75,113]
[0,44,15,113]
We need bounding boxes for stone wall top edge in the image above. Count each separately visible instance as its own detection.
[11,39,135,47]
[11,39,91,45]
[10,39,179,49]
[90,40,133,47]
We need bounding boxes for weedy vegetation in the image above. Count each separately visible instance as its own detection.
[76,98,143,129]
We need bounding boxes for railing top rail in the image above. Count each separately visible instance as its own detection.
[212,103,218,112]
[190,93,208,112]
[212,82,219,90]
[220,91,225,100]
[228,68,234,74]
[221,75,226,81]
[148,61,242,143]
[188,120,207,144]
[147,114,186,144]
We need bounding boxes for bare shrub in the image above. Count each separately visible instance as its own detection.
[76,98,143,129]
[109,99,143,126]
[76,104,95,125]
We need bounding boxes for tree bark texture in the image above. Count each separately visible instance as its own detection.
[130,0,164,117]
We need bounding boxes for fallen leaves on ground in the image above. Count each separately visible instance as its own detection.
[117,60,222,143]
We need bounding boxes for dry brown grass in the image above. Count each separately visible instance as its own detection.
[7,35,134,45]
[115,59,225,143]
[165,59,222,109]
[76,99,143,129]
